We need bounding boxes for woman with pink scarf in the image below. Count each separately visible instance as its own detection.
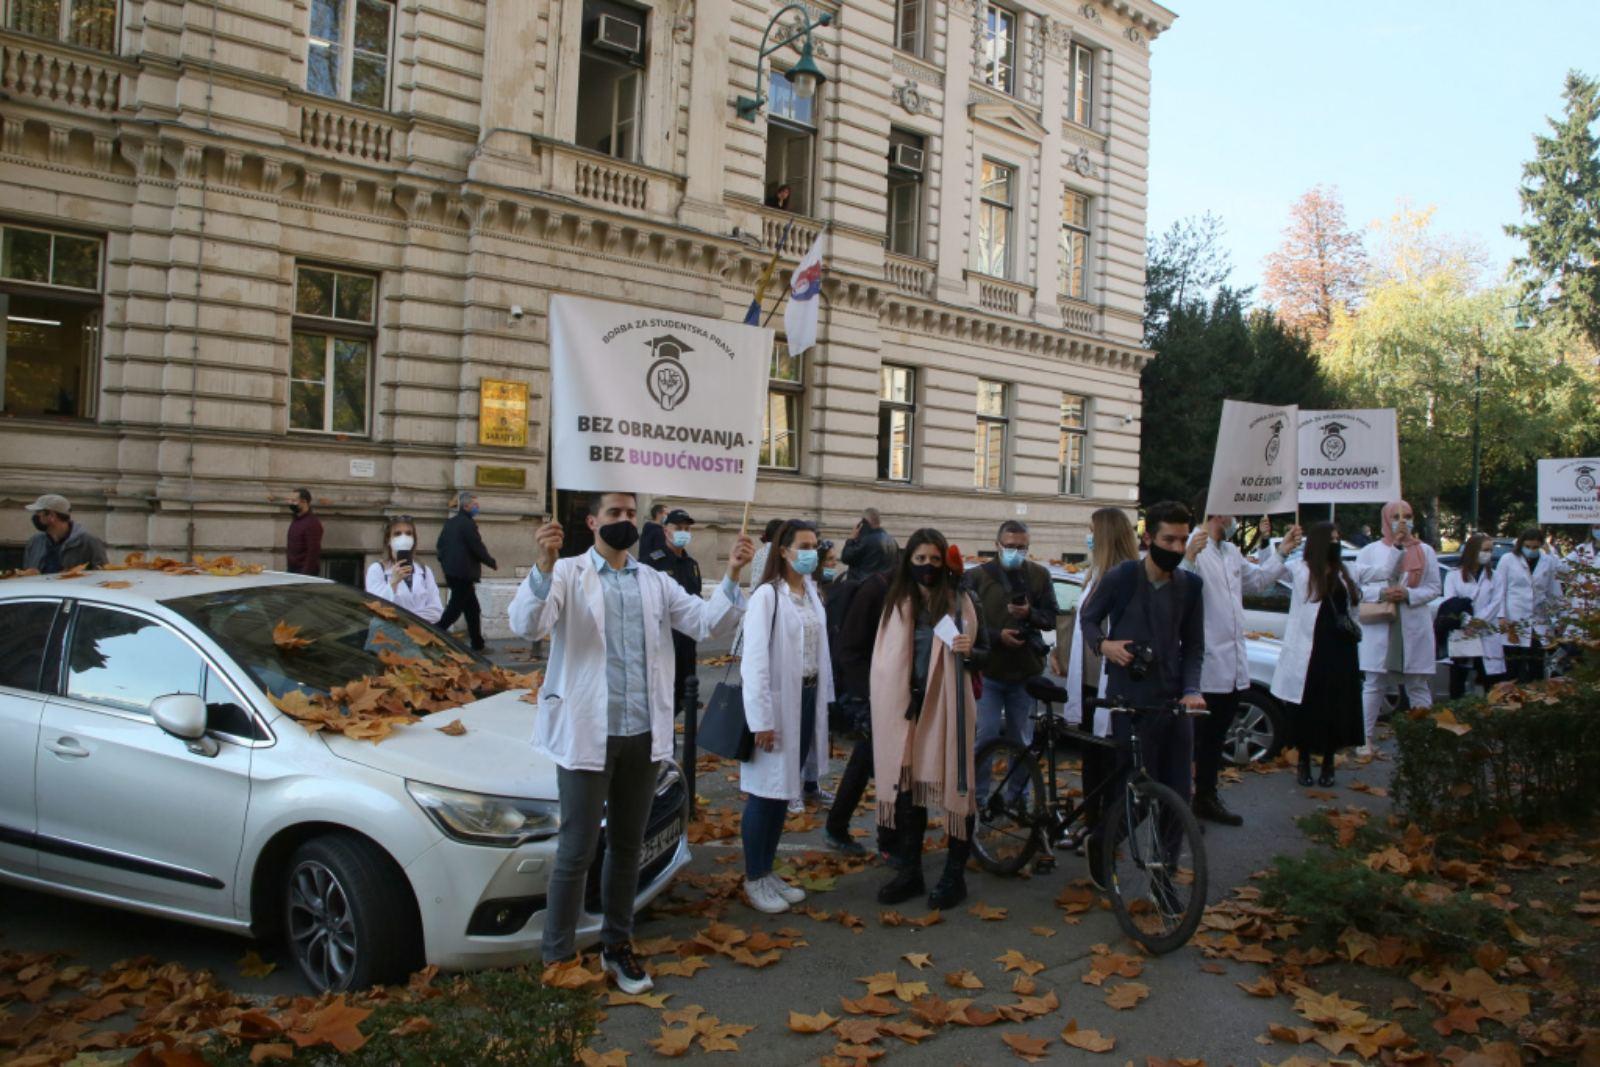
[1352,501,1442,756]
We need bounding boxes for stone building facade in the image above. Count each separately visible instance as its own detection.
[0,0,1174,581]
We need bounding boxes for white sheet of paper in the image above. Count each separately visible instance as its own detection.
[933,614,961,649]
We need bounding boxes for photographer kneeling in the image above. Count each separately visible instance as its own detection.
[966,521,1059,799]
[1076,501,1206,888]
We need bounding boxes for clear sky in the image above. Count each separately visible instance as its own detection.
[1146,0,1600,296]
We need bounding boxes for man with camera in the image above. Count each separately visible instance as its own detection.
[1077,501,1207,881]
[967,521,1060,789]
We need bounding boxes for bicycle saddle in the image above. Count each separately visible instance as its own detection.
[1025,677,1070,705]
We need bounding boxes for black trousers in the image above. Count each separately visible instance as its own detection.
[1193,689,1242,798]
[826,735,894,855]
[1448,658,1505,700]
[1504,643,1544,684]
[439,577,484,648]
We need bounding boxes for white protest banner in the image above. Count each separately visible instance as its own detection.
[1205,399,1299,517]
[1297,408,1402,504]
[1537,458,1600,523]
[548,295,770,500]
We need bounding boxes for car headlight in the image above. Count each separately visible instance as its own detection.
[406,781,560,847]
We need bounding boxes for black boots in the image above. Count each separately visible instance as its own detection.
[1296,755,1315,788]
[1192,791,1244,827]
[927,832,970,910]
[1318,754,1336,788]
[876,803,927,904]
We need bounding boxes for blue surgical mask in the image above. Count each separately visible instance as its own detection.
[999,547,1026,570]
[1085,532,1096,551]
[821,567,838,581]
[791,548,819,575]
[1590,527,1600,542]
[466,503,479,516]
[1223,519,1238,540]
[671,530,692,548]
[1521,546,1541,563]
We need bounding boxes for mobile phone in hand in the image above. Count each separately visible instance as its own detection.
[1010,592,1028,606]
[398,548,414,565]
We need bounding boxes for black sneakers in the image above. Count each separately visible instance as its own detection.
[601,942,653,995]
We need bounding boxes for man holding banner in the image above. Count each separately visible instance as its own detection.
[530,295,772,990]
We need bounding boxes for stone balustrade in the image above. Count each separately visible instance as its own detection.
[298,97,398,163]
[0,32,124,114]
[884,252,935,297]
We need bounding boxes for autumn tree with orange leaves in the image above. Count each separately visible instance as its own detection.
[1262,185,1369,340]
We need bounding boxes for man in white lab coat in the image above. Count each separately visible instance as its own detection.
[1495,527,1566,682]
[1181,515,1299,826]
[1354,501,1442,754]
[509,492,754,993]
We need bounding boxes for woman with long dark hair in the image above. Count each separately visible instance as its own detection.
[738,520,833,914]
[870,528,989,909]
[1270,522,1363,786]
[1443,533,1505,697]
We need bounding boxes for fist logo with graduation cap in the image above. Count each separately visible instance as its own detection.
[1320,420,1348,460]
[1577,465,1597,494]
[1264,418,1283,465]
[644,334,692,412]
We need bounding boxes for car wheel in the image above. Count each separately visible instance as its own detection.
[284,833,420,993]
[1224,689,1284,766]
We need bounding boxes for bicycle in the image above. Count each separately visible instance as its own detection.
[969,678,1209,954]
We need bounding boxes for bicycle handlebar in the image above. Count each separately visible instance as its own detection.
[1084,697,1207,716]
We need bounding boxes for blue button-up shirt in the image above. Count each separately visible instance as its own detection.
[525,548,743,739]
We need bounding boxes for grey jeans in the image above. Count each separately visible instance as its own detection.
[542,731,659,962]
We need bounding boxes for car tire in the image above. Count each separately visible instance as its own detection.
[1224,688,1285,766]
[283,833,420,993]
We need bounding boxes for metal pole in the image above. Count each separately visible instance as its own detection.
[682,674,700,818]
[1470,363,1482,533]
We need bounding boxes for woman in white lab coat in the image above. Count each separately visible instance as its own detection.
[1442,533,1505,697]
[1494,527,1564,682]
[1270,522,1363,786]
[739,520,833,915]
[364,516,443,623]
[1353,500,1441,755]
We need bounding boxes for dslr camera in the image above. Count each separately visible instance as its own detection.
[1123,641,1156,681]
[1007,592,1051,660]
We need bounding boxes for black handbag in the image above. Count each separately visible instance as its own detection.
[698,591,779,762]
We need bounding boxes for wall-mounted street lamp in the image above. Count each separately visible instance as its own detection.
[735,5,833,121]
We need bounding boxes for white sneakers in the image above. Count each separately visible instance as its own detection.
[1355,744,1375,759]
[744,877,790,914]
[766,874,806,905]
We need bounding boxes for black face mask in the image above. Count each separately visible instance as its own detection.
[911,563,943,587]
[288,503,303,516]
[32,513,49,532]
[597,520,639,552]
[1148,544,1184,574]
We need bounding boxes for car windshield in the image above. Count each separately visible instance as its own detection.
[165,582,482,700]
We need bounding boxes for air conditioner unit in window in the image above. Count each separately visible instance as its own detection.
[595,14,643,55]
[891,144,925,173]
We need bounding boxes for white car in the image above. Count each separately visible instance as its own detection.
[0,570,689,992]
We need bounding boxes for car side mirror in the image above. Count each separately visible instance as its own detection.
[151,693,219,757]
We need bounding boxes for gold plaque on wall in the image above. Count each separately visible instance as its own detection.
[478,379,529,448]
[475,465,527,489]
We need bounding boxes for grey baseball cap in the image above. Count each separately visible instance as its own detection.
[25,493,71,514]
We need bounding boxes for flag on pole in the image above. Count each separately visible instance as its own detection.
[784,231,825,356]
[743,220,792,326]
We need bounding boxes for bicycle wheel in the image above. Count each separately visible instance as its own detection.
[970,738,1045,876]
[1100,779,1208,954]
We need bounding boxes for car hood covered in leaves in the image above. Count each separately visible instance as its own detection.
[319,689,557,799]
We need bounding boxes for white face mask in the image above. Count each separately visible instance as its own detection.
[390,534,415,554]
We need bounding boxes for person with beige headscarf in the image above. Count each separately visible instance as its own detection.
[1353,500,1441,756]
[871,528,989,912]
